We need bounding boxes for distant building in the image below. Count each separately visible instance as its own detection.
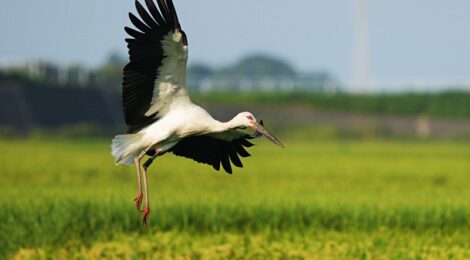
[0,60,90,87]
[187,55,339,92]
[187,73,337,93]
[66,66,90,87]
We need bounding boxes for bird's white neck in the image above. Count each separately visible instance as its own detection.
[211,118,242,133]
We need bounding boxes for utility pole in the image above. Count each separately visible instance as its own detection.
[351,0,373,92]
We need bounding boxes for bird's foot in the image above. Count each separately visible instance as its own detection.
[134,192,143,211]
[142,207,150,226]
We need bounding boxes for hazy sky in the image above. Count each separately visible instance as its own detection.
[1,0,469,85]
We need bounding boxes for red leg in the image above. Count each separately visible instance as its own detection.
[142,163,151,226]
[133,157,143,211]
[141,153,159,226]
[133,148,151,211]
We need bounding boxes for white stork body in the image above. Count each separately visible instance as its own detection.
[111,0,283,225]
[112,103,247,165]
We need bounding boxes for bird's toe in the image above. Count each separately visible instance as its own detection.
[142,207,150,226]
[134,192,143,211]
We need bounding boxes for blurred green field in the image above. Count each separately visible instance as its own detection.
[1,138,470,258]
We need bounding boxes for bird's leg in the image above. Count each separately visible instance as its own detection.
[143,152,159,170]
[133,157,143,211]
[141,152,160,226]
[141,164,151,226]
[133,148,151,211]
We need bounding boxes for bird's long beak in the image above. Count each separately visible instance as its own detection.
[250,121,284,148]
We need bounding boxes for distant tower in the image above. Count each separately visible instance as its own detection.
[351,0,373,92]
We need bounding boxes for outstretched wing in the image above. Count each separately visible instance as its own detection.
[123,0,190,133]
[169,130,257,174]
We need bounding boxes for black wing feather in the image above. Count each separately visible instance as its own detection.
[240,139,254,147]
[146,0,166,25]
[213,161,221,171]
[124,27,145,38]
[123,0,184,133]
[234,143,251,157]
[165,0,181,29]
[227,146,243,167]
[135,1,159,28]
[221,153,232,174]
[157,0,171,23]
[129,13,152,33]
[170,135,254,174]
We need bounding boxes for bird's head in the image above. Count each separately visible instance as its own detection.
[233,112,284,148]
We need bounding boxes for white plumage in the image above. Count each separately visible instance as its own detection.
[111,0,283,225]
[112,104,257,165]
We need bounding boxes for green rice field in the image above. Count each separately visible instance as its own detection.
[1,138,470,259]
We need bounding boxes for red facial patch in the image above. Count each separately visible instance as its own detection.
[246,115,254,121]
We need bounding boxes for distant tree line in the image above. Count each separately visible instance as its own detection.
[0,52,337,93]
[192,91,470,120]
[187,54,336,92]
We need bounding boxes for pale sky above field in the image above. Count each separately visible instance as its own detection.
[1,0,470,88]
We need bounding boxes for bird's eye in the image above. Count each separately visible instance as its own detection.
[246,115,254,121]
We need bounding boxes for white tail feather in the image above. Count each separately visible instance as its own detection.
[111,133,144,165]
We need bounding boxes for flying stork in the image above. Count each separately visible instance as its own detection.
[111,0,283,225]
